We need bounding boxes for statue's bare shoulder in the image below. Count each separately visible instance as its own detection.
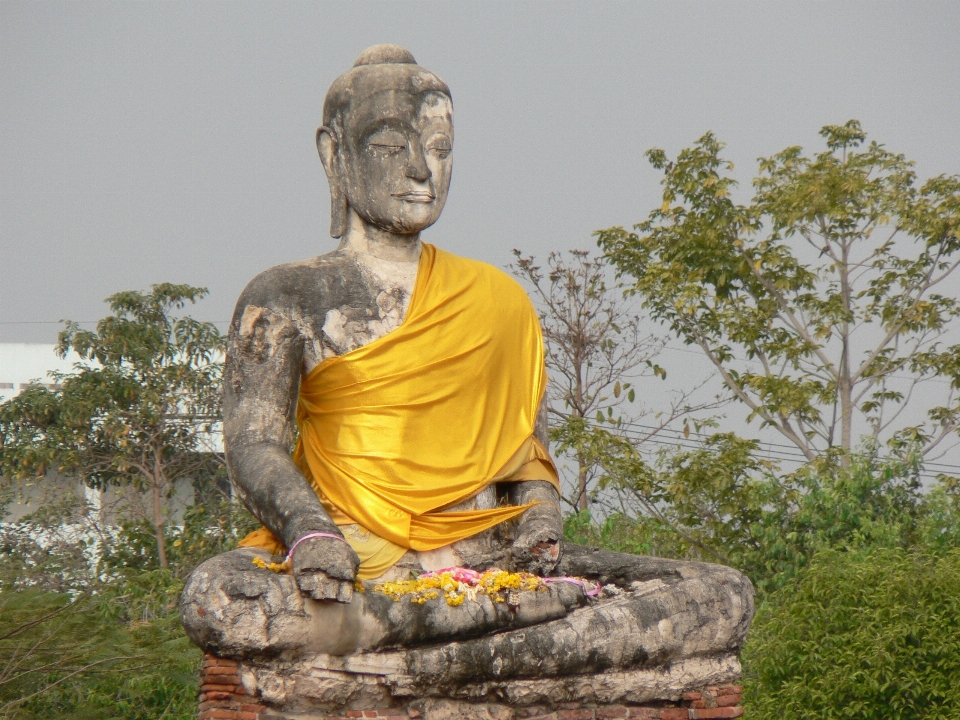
[229,250,387,372]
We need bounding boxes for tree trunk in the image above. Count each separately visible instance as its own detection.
[838,241,853,469]
[577,460,589,512]
[152,479,168,569]
[151,451,169,569]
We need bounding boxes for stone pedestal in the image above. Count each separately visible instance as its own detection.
[197,653,745,720]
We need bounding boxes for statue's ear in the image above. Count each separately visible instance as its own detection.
[317,126,348,239]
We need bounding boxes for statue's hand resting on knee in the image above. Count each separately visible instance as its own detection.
[510,480,564,575]
[292,536,360,603]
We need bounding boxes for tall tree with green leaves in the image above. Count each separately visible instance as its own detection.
[0,284,224,569]
[599,121,960,468]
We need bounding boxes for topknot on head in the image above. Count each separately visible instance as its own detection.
[353,44,417,67]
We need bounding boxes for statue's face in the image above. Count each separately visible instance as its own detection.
[338,89,453,235]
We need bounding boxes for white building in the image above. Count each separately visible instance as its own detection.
[0,343,85,403]
[0,342,218,523]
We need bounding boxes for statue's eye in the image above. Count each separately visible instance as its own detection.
[426,134,452,159]
[368,142,406,155]
[367,129,407,155]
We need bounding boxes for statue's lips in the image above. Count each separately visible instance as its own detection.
[393,191,435,203]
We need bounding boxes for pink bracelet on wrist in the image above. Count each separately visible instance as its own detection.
[286,531,350,563]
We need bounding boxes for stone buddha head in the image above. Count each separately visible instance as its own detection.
[317,45,454,239]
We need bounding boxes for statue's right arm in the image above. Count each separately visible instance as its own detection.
[224,289,359,602]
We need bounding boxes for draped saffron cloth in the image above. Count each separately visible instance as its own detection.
[239,243,559,578]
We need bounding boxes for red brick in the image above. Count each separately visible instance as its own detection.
[198,701,229,712]
[239,704,265,713]
[207,666,244,678]
[627,710,661,719]
[688,709,744,719]
[558,710,594,720]
[200,691,240,702]
[681,692,702,701]
[345,713,364,718]
[203,683,247,695]
[199,711,256,720]
[202,676,242,688]
[658,710,690,720]
[596,708,629,718]
[716,686,742,697]
[526,715,559,720]
[715,695,741,708]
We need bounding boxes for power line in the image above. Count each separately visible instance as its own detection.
[657,342,957,387]
[616,416,960,472]
[0,320,231,324]
[583,419,960,481]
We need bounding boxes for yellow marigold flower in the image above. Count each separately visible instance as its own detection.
[251,556,290,574]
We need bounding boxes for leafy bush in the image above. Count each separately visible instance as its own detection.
[0,581,200,720]
[563,509,687,558]
[743,547,960,719]
[0,470,256,718]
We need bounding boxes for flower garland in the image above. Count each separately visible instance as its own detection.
[251,559,601,607]
[252,556,289,573]
[374,567,545,606]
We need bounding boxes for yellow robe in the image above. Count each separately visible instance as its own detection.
[239,243,559,578]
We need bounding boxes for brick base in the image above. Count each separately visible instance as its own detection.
[199,655,266,720]
[198,654,744,720]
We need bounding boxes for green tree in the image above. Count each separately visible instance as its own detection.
[598,121,960,468]
[0,284,224,569]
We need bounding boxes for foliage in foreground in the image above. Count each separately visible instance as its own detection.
[743,547,960,720]
[0,478,257,718]
[565,449,960,718]
[0,577,199,720]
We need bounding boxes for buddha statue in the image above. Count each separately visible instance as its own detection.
[180,45,753,712]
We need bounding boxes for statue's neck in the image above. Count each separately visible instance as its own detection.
[338,211,422,265]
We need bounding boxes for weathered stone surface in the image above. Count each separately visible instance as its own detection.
[181,547,589,658]
[182,542,752,669]
[399,565,750,690]
[199,653,746,719]
[236,652,741,711]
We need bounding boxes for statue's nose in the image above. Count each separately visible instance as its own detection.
[405,143,431,182]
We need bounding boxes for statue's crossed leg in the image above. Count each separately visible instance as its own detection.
[180,542,753,686]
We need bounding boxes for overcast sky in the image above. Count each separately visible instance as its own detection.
[2,1,959,344]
